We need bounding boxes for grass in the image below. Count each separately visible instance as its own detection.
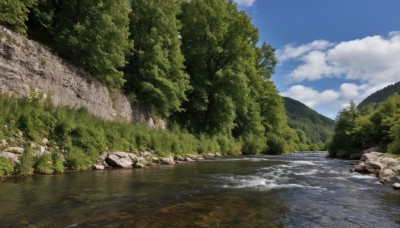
[0,94,242,176]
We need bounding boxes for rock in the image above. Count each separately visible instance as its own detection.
[390,165,400,173]
[135,162,145,168]
[365,159,384,171]
[5,147,24,154]
[0,152,20,165]
[175,156,185,162]
[352,164,365,173]
[93,164,105,170]
[1,139,8,148]
[152,157,160,163]
[160,156,175,165]
[380,168,395,177]
[184,156,195,162]
[41,138,49,145]
[392,183,400,190]
[105,152,133,168]
[360,152,382,162]
[96,153,109,167]
[141,151,153,158]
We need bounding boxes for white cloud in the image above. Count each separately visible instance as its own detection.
[281,82,392,118]
[281,85,339,108]
[233,0,256,7]
[276,40,332,62]
[278,32,400,87]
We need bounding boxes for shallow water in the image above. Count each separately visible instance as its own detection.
[1,152,399,227]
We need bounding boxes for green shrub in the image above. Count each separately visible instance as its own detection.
[0,157,14,176]
[52,153,64,173]
[266,133,287,155]
[17,146,34,176]
[34,154,54,174]
[65,148,90,170]
[241,133,266,155]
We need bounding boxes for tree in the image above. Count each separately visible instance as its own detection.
[124,0,190,118]
[0,0,38,35]
[27,0,132,88]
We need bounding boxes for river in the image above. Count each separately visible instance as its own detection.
[0,152,399,227]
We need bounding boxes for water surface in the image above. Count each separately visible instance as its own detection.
[1,152,399,227]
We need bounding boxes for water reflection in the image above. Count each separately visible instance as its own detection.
[0,152,399,227]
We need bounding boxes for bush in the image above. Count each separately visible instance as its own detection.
[65,148,90,170]
[241,133,267,155]
[266,133,287,155]
[17,146,34,176]
[34,154,54,174]
[52,153,64,173]
[0,157,14,176]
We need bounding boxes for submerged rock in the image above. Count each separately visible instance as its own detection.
[135,162,146,168]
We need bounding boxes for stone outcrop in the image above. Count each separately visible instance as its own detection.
[0,25,165,129]
[95,151,207,170]
[350,147,400,190]
[0,152,20,165]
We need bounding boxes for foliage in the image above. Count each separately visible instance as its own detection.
[329,94,400,157]
[0,0,38,34]
[34,154,53,174]
[283,97,335,149]
[17,146,35,176]
[124,0,190,118]
[0,157,14,176]
[27,0,132,88]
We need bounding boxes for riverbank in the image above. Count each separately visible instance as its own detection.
[0,95,242,179]
[350,147,400,190]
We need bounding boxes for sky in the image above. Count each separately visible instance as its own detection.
[233,0,400,119]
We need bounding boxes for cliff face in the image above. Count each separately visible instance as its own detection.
[0,26,165,129]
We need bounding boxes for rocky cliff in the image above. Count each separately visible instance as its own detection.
[0,26,165,129]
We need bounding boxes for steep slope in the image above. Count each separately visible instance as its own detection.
[283,97,335,146]
[358,81,400,109]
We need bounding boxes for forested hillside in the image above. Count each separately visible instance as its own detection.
[329,94,400,158]
[0,0,309,158]
[284,97,335,149]
[358,81,400,110]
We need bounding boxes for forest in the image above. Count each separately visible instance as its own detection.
[328,93,400,158]
[0,0,335,177]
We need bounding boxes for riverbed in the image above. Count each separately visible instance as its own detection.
[0,152,399,227]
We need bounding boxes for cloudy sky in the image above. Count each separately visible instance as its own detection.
[233,0,400,119]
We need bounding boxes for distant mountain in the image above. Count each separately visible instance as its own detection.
[283,97,335,146]
[358,81,400,110]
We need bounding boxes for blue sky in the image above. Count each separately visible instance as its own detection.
[234,0,400,119]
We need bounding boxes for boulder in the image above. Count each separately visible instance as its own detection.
[93,164,105,170]
[105,152,133,168]
[365,159,384,171]
[96,153,109,167]
[135,162,145,168]
[184,156,195,162]
[0,152,20,165]
[160,156,175,165]
[175,156,185,162]
[360,152,382,162]
[392,183,400,190]
[390,165,400,173]
[352,164,365,173]
[5,147,24,154]
[381,168,395,176]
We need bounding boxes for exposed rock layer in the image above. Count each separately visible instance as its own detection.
[0,25,165,129]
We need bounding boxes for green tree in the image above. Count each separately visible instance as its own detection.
[28,0,132,88]
[124,0,190,117]
[0,0,38,34]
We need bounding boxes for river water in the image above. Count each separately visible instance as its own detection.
[1,152,399,227]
